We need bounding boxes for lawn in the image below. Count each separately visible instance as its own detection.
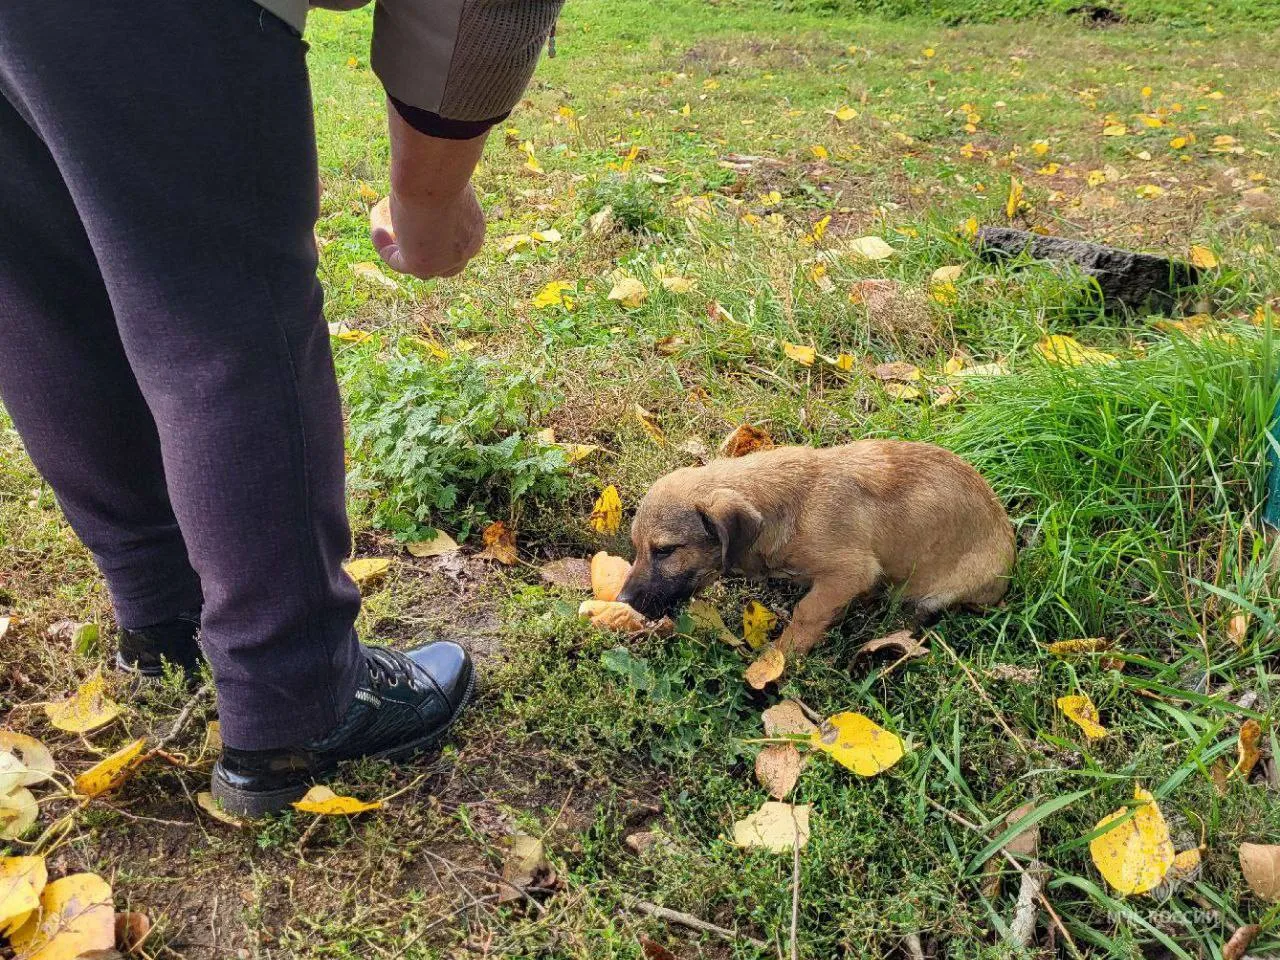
[2,0,1280,957]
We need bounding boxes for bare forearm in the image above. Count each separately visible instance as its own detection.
[387,102,487,203]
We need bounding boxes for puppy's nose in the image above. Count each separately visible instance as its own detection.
[615,585,637,607]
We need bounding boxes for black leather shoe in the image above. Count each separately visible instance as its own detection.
[116,611,204,678]
[210,641,474,818]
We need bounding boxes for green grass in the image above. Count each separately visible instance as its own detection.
[3,0,1280,957]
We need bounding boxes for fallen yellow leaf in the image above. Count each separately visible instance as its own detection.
[833,105,857,122]
[782,342,816,366]
[742,601,777,650]
[745,647,785,689]
[43,671,122,734]
[1058,694,1108,740]
[1232,719,1263,780]
[687,600,741,647]
[1103,124,1128,137]
[478,521,518,565]
[810,712,904,776]
[1036,334,1116,367]
[196,791,246,828]
[1088,785,1174,895]
[660,276,694,294]
[352,261,397,290]
[1046,638,1111,657]
[632,404,667,446]
[590,486,623,535]
[74,737,147,798]
[1189,245,1219,269]
[608,277,649,308]
[0,856,46,939]
[8,873,115,960]
[405,531,460,558]
[590,551,631,602]
[0,732,55,788]
[344,557,391,586]
[732,801,810,853]
[848,236,895,261]
[533,280,576,310]
[1006,176,1024,219]
[292,785,383,816]
[883,383,923,401]
[0,788,37,841]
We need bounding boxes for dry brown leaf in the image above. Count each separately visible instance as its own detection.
[1223,924,1261,960]
[500,830,560,901]
[578,600,671,636]
[719,424,775,458]
[1000,802,1040,858]
[1226,612,1250,647]
[872,361,923,382]
[852,630,929,663]
[1240,842,1280,901]
[538,558,593,591]
[115,911,152,953]
[744,647,785,690]
[478,521,518,565]
[762,700,817,737]
[755,744,804,800]
[590,552,632,602]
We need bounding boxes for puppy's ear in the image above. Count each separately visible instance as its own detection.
[697,488,764,574]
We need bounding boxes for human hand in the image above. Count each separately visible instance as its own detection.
[369,188,484,279]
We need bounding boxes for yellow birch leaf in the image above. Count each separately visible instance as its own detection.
[0,856,46,939]
[1189,245,1219,269]
[196,791,246,828]
[755,744,804,800]
[848,236,895,261]
[742,602,777,650]
[1088,785,1174,895]
[1036,334,1116,367]
[744,647,785,689]
[931,264,965,286]
[883,384,923,400]
[633,404,667,445]
[1057,694,1108,740]
[1046,638,1111,657]
[1170,136,1188,149]
[1103,124,1127,137]
[0,788,37,841]
[608,277,649,308]
[590,551,631,602]
[831,352,856,371]
[1232,719,1263,780]
[589,486,623,535]
[782,342,816,366]
[533,280,576,310]
[406,531,460,558]
[497,233,534,253]
[1006,176,1024,219]
[43,671,121,734]
[292,785,383,816]
[687,600,741,647]
[720,424,775,458]
[810,144,829,160]
[1031,140,1050,156]
[833,105,857,122]
[803,215,832,245]
[74,737,147,798]
[344,557,391,586]
[478,521,518,565]
[732,801,810,853]
[0,732,55,787]
[943,355,967,376]
[660,276,694,294]
[530,228,562,244]
[8,873,115,960]
[352,261,397,290]
[809,711,905,776]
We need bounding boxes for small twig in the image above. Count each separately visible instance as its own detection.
[624,895,769,950]
[1009,860,1045,949]
[150,682,212,754]
[296,815,324,854]
[926,798,1082,960]
[931,635,1030,755]
[903,933,925,960]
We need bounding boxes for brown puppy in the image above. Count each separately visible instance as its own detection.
[616,441,1014,656]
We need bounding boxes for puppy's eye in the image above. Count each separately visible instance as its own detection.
[651,545,677,559]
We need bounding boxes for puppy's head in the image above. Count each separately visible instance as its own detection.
[617,470,763,619]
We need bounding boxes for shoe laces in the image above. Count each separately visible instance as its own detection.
[364,647,422,693]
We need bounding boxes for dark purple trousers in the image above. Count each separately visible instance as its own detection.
[0,0,363,749]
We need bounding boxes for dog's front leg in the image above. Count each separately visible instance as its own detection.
[775,573,872,657]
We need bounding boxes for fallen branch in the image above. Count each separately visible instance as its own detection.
[623,896,769,950]
[1009,860,1045,948]
[150,682,212,754]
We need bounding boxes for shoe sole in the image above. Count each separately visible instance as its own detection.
[210,668,477,820]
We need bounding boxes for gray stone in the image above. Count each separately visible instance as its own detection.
[974,226,1199,311]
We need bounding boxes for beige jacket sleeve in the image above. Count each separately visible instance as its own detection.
[311,0,561,127]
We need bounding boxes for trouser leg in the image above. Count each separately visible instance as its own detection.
[0,0,363,748]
